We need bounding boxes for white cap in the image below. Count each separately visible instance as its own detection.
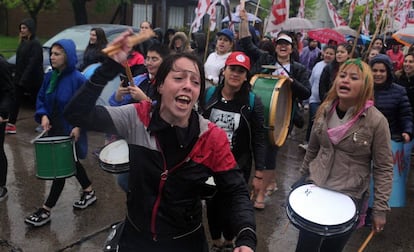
[276,34,293,44]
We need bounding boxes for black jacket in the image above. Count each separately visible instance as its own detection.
[64,59,256,250]
[0,58,14,119]
[202,84,266,180]
[239,36,311,102]
[14,37,43,94]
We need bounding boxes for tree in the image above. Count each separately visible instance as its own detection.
[71,0,91,25]
[2,0,56,24]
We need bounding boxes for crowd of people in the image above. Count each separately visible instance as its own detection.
[2,10,414,251]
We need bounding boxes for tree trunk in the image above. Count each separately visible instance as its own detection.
[71,0,89,25]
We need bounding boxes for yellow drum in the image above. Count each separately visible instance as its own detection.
[250,74,292,147]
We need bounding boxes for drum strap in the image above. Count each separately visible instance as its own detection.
[205,86,255,109]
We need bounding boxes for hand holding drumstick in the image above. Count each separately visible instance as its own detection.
[102,28,155,59]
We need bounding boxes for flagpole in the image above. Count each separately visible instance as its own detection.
[204,26,212,63]
[364,0,390,61]
[253,0,261,26]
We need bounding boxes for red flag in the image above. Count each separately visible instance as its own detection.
[207,0,219,31]
[191,0,213,33]
[271,0,289,25]
[325,0,347,27]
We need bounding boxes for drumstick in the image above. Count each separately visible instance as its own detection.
[124,64,136,87]
[102,29,155,56]
[123,64,150,101]
[30,129,48,144]
[357,230,375,252]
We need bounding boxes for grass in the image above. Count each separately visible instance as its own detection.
[0,35,19,58]
[0,35,47,59]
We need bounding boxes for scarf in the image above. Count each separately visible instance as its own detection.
[327,100,374,145]
[46,70,60,94]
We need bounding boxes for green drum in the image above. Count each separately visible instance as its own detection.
[250,74,292,147]
[35,136,76,179]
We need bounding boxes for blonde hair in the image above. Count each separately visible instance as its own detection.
[315,59,374,120]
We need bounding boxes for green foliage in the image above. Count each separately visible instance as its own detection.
[339,1,375,33]
[2,0,56,10]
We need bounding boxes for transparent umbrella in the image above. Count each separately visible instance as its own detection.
[334,26,358,37]
[266,17,314,32]
[222,12,261,23]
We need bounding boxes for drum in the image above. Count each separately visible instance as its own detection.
[250,74,292,147]
[35,136,76,179]
[286,184,358,236]
[99,139,129,173]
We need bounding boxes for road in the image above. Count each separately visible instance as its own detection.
[1,103,414,251]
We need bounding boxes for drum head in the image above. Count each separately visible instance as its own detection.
[288,184,356,226]
[99,140,129,165]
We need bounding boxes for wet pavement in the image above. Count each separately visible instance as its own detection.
[1,103,414,252]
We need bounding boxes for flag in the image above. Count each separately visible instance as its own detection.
[207,0,219,31]
[271,0,290,25]
[190,0,219,33]
[348,0,357,23]
[325,0,347,27]
[297,0,305,18]
[393,0,411,29]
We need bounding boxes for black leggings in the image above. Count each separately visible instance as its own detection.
[295,228,354,252]
[0,122,7,186]
[44,161,91,208]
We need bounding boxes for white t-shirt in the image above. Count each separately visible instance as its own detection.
[204,52,231,85]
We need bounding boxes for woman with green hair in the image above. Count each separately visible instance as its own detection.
[293,59,393,251]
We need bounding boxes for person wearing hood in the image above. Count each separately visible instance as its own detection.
[299,38,321,72]
[168,31,192,54]
[24,39,96,227]
[7,18,43,134]
[365,54,413,226]
[370,54,413,143]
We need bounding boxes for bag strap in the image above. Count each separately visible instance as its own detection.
[205,86,255,110]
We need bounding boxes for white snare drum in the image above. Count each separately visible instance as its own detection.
[99,139,129,173]
[286,184,358,236]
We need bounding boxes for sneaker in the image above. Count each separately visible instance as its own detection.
[0,186,7,202]
[25,208,51,227]
[5,123,16,134]
[73,190,97,209]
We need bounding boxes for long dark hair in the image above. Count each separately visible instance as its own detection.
[90,27,108,48]
[153,52,206,108]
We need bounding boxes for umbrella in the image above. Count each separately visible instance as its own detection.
[266,17,314,32]
[392,27,414,47]
[307,28,346,44]
[346,34,371,45]
[334,26,358,37]
[222,12,261,23]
